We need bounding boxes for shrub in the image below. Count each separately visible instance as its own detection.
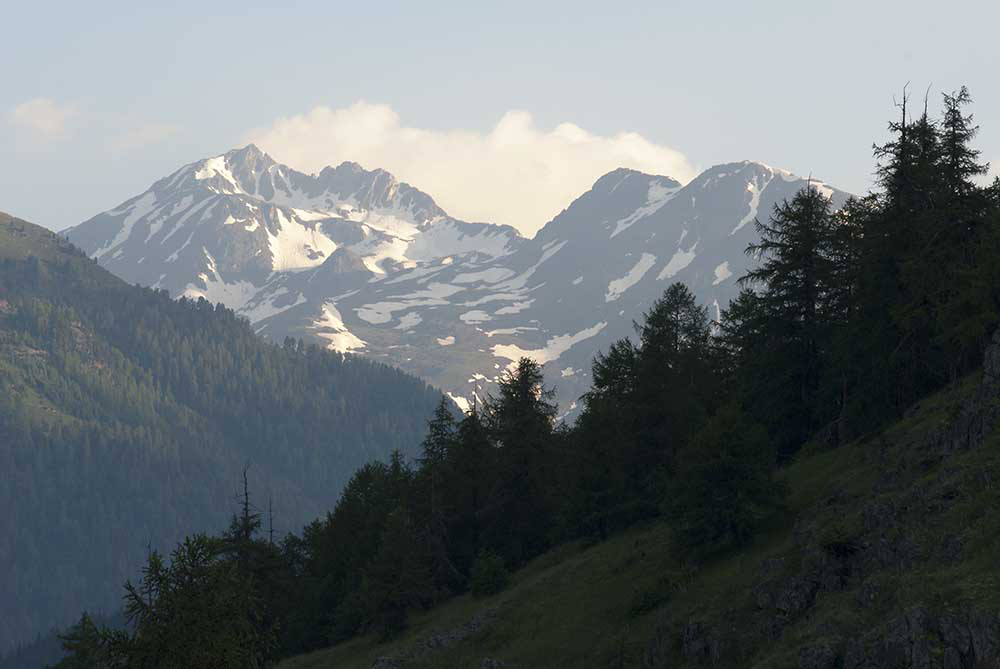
[469,551,509,597]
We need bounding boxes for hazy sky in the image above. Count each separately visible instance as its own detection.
[3,1,999,235]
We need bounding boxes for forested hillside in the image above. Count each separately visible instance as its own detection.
[0,213,444,654]
[281,357,1000,667]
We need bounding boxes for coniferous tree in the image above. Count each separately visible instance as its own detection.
[929,86,996,374]
[482,358,557,565]
[414,399,462,597]
[743,187,839,455]
[110,535,275,668]
[573,339,640,537]
[442,407,495,577]
[713,289,767,409]
[361,507,435,639]
[633,283,715,481]
[53,613,122,669]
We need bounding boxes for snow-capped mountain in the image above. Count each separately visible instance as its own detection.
[67,147,850,417]
[65,145,522,307]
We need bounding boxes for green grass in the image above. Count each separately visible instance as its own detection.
[281,525,675,669]
[0,212,73,262]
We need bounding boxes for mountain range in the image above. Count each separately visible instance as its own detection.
[66,145,851,416]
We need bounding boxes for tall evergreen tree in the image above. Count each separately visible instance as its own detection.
[361,508,434,640]
[414,399,462,597]
[442,407,495,577]
[482,358,557,565]
[929,86,996,374]
[633,283,715,472]
[742,187,839,455]
[573,338,640,536]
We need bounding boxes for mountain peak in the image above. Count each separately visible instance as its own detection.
[221,144,276,180]
[698,160,800,182]
[691,161,839,200]
[315,246,370,276]
[335,160,366,173]
[231,142,264,156]
[225,143,271,164]
[591,167,681,194]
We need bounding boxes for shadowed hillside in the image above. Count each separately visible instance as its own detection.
[280,350,1000,667]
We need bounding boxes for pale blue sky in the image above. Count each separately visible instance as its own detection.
[3,0,998,233]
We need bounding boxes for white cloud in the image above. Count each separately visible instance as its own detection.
[8,98,79,141]
[247,102,697,236]
[110,120,184,153]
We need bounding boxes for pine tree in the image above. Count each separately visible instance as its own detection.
[573,338,640,536]
[482,358,557,565]
[743,187,838,455]
[443,407,495,577]
[633,283,715,472]
[116,535,275,668]
[54,613,122,668]
[930,87,995,374]
[361,508,433,639]
[415,398,462,597]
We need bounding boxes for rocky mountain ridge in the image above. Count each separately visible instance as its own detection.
[67,148,851,416]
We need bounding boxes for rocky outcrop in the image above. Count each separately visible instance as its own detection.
[836,606,1000,668]
[370,606,502,668]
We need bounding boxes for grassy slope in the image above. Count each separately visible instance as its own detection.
[0,212,92,264]
[280,372,1000,668]
[0,212,112,424]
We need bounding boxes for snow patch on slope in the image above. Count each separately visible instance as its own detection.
[460,310,491,324]
[731,173,773,235]
[395,312,422,330]
[95,192,159,258]
[658,243,698,280]
[610,182,680,238]
[494,300,533,315]
[712,261,732,285]
[605,253,657,302]
[492,240,567,294]
[314,302,367,353]
[491,322,608,366]
[453,267,515,284]
[406,220,516,261]
[356,282,464,324]
[194,156,242,193]
[241,289,307,323]
[266,209,339,271]
[182,272,259,312]
[447,392,470,412]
